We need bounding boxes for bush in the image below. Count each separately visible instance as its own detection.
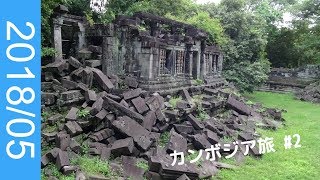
[41,47,56,57]
[223,59,271,92]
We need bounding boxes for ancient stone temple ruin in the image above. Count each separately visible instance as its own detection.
[53,7,224,91]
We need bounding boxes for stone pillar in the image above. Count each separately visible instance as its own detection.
[200,53,205,78]
[151,47,159,80]
[218,54,223,76]
[172,50,176,76]
[102,36,114,76]
[78,22,86,51]
[196,52,201,79]
[189,51,193,77]
[213,54,217,74]
[209,54,213,75]
[139,47,153,80]
[53,18,63,60]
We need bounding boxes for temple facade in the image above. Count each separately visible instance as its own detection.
[52,7,224,91]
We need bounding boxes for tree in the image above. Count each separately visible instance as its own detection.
[201,0,271,92]
[266,26,301,67]
[292,0,320,65]
[123,0,226,45]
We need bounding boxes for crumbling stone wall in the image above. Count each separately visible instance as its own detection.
[260,65,320,92]
[52,7,225,91]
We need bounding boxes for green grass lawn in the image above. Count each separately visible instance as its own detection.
[216,92,320,180]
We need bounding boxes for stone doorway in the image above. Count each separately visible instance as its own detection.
[192,51,199,79]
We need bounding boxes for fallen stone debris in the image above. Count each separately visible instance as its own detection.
[296,81,320,103]
[41,56,285,180]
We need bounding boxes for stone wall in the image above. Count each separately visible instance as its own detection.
[260,65,320,92]
[51,6,225,92]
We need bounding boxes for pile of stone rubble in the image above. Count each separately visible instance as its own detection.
[41,53,284,180]
[296,81,320,103]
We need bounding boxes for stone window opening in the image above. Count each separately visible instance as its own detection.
[61,21,80,59]
[205,54,210,73]
[212,54,219,73]
[159,49,173,75]
[176,50,185,74]
[215,55,219,72]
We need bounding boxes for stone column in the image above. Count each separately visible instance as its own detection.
[213,54,217,75]
[195,52,201,79]
[53,18,63,60]
[102,36,114,76]
[200,53,205,78]
[172,50,176,76]
[189,51,193,77]
[139,47,153,80]
[78,22,86,51]
[151,47,159,80]
[209,54,213,75]
[218,54,223,76]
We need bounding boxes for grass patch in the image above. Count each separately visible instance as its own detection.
[217,92,320,179]
[71,156,119,178]
[245,100,255,105]
[169,96,182,108]
[196,105,209,121]
[136,160,149,171]
[42,155,120,180]
[43,124,58,133]
[193,79,204,86]
[41,163,74,180]
[222,136,234,143]
[191,95,209,121]
[77,109,90,118]
[192,95,203,104]
[159,131,170,147]
[186,150,202,167]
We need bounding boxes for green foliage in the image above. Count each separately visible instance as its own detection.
[43,124,58,133]
[85,10,95,26]
[222,136,233,143]
[125,0,198,17]
[266,0,320,67]
[159,131,170,147]
[191,95,209,121]
[81,143,90,154]
[184,12,227,45]
[196,105,209,121]
[224,59,271,92]
[64,0,91,16]
[193,79,204,86]
[123,0,225,45]
[77,109,90,118]
[169,96,182,108]
[245,100,255,105]
[218,92,320,179]
[266,26,301,67]
[136,160,149,171]
[293,21,320,65]
[41,0,65,47]
[199,0,272,91]
[41,111,50,120]
[71,156,119,178]
[185,150,202,167]
[41,47,56,57]
[41,163,74,180]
